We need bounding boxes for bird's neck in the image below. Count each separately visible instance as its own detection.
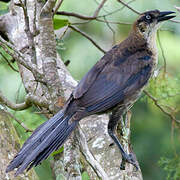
[128,28,158,55]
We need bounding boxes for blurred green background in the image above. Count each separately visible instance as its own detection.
[0,0,180,179]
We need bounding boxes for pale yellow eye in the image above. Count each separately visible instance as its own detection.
[145,15,151,20]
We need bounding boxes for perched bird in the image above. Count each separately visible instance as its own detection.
[6,10,175,176]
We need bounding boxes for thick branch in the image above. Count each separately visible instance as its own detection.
[27,93,50,109]
[77,126,109,179]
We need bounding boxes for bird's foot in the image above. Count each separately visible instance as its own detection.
[120,153,139,171]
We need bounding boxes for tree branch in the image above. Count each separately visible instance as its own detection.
[26,93,50,109]
[41,0,57,14]
[170,19,180,23]
[117,0,140,15]
[0,90,32,111]
[19,0,37,64]
[98,0,136,18]
[1,108,33,132]
[96,18,131,25]
[69,25,106,54]
[144,90,180,124]
[76,126,109,179]
[157,31,167,74]
[0,35,43,80]
[93,0,108,17]
[56,11,97,20]
[53,0,64,15]
[0,51,19,72]
[56,0,107,20]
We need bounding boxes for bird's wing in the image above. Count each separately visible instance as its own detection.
[74,46,153,113]
[73,52,112,99]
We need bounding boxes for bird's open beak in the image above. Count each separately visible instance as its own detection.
[157,11,176,22]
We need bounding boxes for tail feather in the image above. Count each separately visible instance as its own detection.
[19,110,64,154]
[6,110,65,173]
[27,121,77,170]
[6,110,78,176]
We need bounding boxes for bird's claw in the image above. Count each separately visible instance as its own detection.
[120,153,139,171]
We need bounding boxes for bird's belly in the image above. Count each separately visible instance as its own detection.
[123,90,142,108]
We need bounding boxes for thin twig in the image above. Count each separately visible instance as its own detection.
[69,25,106,54]
[58,12,131,25]
[19,0,37,64]
[99,0,136,18]
[103,16,116,45]
[15,83,23,104]
[96,18,131,25]
[56,0,107,20]
[157,31,167,74]
[58,25,69,40]
[0,35,43,78]
[144,90,180,123]
[56,0,134,27]
[93,0,108,17]
[2,108,33,132]
[0,90,32,111]
[0,52,19,72]
[117,0,140,15]
[32,0,37,36]
[170,19,180,23]
[56,11,97,20]
[53,0,64,15]
[175,6,180,13]
[0,36,24,59]
[41,0,57,14]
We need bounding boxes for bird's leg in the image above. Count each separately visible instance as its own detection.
[108,108,139,170]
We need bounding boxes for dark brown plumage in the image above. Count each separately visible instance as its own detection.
[6,10,175,176]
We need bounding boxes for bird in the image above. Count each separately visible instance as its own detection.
[6,10,175,176]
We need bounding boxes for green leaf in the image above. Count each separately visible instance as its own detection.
[53,18,69,30]
[0,2,8,15]
[51,146,64,156]
[82,171,90,180]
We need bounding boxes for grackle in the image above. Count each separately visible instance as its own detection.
[6,10,175,176]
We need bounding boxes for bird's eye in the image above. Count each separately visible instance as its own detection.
[145,15,151,20]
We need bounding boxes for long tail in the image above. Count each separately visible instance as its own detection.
[6,110,78,176]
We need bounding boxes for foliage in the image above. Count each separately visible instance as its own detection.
[82,171,90,180]
[53,16,69,30]
[147,71,180,119]
[0,2,8,15]
[159,156,180,180]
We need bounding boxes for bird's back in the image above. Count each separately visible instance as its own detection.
[69,35,157,116]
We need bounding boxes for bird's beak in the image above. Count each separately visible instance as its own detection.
[157,11,176,22]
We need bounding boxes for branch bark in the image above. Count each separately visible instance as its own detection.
[0,90,31,111]
[0,110,37,179]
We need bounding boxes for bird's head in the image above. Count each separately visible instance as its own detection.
[133,10,175,41]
